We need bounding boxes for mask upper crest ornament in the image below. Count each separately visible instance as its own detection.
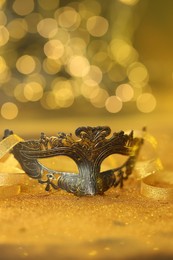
[3,126,143,196]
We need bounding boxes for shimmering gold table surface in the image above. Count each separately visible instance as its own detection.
[0,113,173,259]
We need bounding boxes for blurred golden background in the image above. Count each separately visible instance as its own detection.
[1,2,173,259]
[0,0,173,135]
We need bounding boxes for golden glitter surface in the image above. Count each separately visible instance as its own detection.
[0,117,172,259]
[0,179,173,259]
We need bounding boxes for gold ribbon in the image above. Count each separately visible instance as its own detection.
[133,130,173,200]
[0,134,23,159]
[0,134,24,198]
[141,171,173,200]
[134,157,163,180]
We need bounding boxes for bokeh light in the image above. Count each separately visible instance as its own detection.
[1,102,18,120]
[83,65,102,86]
[16,55,36,75]
[116,84,134,102]
[56,7,81,30]
[24,82,43,101]
[37,18,58,38]
[68,37,87,55]
[0,0,163,120]
[14,83,28,103]
[38,0,59,11]
[44,39,64,60]
[68,55,90,77]
[127,62,149,85]
[136,93,156,113]
[40,91,57,110]
[43,58,61,75]
[12,0,34,16]
[54,88,74,108]
[7,19,28,40]
[86,16,109,37]
[109,39,138,67]
[105,96,123,113]
[25,73,46,88]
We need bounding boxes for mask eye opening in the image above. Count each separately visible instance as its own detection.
[100,154,129,173]
[38,155,79,174]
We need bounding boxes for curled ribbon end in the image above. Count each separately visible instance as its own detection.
[0,134,24,160]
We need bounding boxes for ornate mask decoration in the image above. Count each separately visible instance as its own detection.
[3,126,143,196]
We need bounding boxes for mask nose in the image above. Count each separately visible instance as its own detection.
[85,180,97,195]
